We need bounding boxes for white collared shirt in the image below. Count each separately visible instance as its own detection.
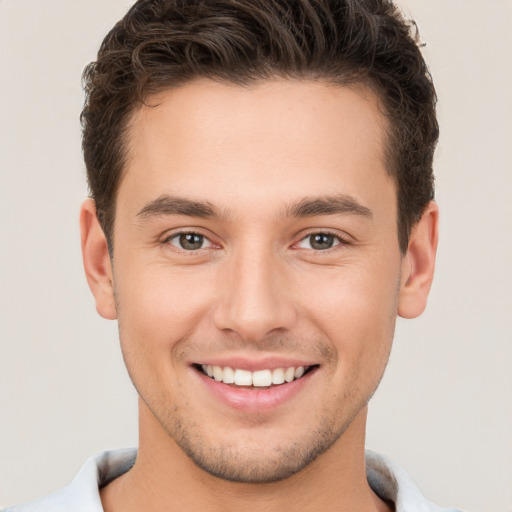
[2,448,464,511]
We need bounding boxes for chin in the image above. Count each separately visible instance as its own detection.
[165,411,352,484]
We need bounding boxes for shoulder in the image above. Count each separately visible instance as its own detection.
[365,450,466,512]
[2,448,137,512]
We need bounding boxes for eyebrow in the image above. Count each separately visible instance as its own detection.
[136,193,373,222]
[286,194,373,219]
[136,195,221,220]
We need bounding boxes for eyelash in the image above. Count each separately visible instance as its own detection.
[294,230,350,251]
[163,230,214,251]
[162,229,350,253]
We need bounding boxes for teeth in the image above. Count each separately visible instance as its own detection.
[200,364,311,387]
[252,369,272,387]
[272,368,285,385]
[294,366,305,379]
[222,366,235,384]
[284,367,295,383]
[234,369,252,386]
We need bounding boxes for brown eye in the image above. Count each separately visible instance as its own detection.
[297,233,340,250]
[310,234,335,250]
[169,233,211,250]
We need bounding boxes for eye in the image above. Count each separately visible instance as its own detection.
[297,233,341,251]
[167,232,212,251]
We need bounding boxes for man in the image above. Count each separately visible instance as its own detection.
[4,0,462,511]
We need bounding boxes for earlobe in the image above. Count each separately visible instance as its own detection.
[398,201,439,319]
[80,199,117,320]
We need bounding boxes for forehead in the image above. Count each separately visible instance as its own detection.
[121,79,393,216]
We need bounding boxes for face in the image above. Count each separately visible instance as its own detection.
[106,80,404,482]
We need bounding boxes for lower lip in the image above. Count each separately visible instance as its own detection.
[194,368,317,413]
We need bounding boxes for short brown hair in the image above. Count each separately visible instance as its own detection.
[81,0,438,254]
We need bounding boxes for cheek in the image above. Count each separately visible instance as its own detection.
[297,259,400,365]
[114,265,213,359]
[114,266,216,407]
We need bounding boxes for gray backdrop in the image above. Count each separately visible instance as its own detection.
[1,1,511,510]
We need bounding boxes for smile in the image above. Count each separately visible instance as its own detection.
[192,359,320,412]
[199,364,313,387]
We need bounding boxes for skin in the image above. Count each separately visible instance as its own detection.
[81,79,438,512]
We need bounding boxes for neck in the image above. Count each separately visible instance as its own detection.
[100,402,391,512]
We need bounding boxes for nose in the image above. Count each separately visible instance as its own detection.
[212,244,297,342]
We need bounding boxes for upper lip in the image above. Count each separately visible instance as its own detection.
[191,356,318,372]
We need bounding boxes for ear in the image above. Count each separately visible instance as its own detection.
[80,199,117,320]
[398,201,439,319]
